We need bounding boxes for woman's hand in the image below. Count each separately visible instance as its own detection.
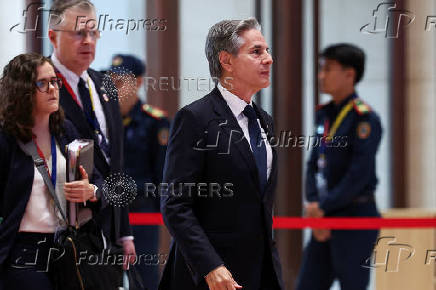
[64,165,96,203]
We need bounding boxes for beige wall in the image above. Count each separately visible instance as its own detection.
[0,1,25,72]
[406,0,436,208]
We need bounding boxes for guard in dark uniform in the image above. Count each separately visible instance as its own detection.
[108,54,170,290]
[296,44,382,290]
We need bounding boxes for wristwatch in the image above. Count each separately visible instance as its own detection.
[89,184,98,202]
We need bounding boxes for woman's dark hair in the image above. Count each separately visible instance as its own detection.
[320,43,365,84]
[0,53,64,142]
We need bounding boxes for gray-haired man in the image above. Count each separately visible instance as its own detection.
[47,0,136,270]
[159,18,283,290]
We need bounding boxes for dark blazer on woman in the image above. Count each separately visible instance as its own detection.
[0,120,103,275]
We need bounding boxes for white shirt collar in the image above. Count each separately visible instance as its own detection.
[217,82,253,119]
[51,54,90,88]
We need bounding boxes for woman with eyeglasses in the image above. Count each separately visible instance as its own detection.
[0,53,100,289]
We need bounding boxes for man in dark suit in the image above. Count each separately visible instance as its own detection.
[47,0,135,268]
[160,18,283,290]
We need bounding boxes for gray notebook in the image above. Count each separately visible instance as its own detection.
[66,139,94,226]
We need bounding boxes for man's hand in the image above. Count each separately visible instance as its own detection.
[305,202,331,242]
[122,239,136,270]
[205,266,242,290]
[305,202,324,218]
[312,229,331,242]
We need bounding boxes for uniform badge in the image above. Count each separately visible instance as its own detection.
[357,122,371,139]
[103,93,109,102]
[317,125,324,135]
[158,128,169,145]
[112,56,123,66]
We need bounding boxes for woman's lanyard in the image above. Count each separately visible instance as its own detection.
[33,134,57,187]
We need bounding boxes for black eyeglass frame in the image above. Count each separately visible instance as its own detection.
[35,77,63,93]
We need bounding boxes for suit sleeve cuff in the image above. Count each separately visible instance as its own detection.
[204,264,224,278]
[319,199,331,215]
[117,235,134,245]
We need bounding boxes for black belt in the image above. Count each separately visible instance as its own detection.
[353,194,375,204]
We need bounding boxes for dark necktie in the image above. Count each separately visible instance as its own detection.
[243,105,267,194]
[78,77,111,158]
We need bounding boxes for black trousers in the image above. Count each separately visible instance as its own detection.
[260,241,281,290]
[296,228,379,290]
[4,232,55,290]
[296,202,379,290]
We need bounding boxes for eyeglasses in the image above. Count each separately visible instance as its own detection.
[35,78,63,93]
[58,29,101,41]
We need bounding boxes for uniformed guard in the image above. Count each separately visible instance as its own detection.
[296,44,382,290]
[108,54,170,290]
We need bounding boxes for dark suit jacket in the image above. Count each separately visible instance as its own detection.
[0,120,102,274]
[159,88,283,289]
[57,67,131,241]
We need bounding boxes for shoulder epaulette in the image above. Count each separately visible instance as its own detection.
[352,98,371,115]
[141,104,168,119]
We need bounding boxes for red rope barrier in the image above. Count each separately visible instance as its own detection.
[272,217,436,229]
[129,213,436,229]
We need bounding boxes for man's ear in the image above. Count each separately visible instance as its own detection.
[136,76,143,89]
[345,67,356,83]
[48,29,57,48]
[219,51,233,74]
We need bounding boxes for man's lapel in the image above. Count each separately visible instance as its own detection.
[210,88,261,194]
[57,69,110,174]
[58,84,94,139]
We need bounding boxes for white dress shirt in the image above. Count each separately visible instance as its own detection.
[217,83,273,180]
[19,143,67,233]
[51,54,110,156]
[19,142,94,232]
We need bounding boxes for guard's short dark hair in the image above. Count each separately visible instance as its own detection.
[320,43,365,84]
